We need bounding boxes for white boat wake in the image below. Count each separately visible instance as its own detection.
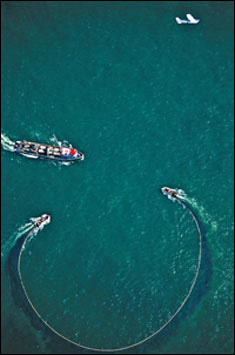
[164,187,217,232]
[1,132,15,152]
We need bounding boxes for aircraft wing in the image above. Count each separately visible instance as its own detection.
[186,14,195,21]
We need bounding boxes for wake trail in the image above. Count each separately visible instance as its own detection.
[1,222,34,267]
[176,189,218,232]
[1,132,15,152]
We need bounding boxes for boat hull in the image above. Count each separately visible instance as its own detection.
[14,141,84,162]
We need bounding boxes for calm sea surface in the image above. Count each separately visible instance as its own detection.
[1,1,234,354]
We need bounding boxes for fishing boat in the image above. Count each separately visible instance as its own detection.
[14,140,84,162]
[33,214,51,227]
[161,187,179,198]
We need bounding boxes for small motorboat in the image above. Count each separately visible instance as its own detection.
[33,214,51,227]
[175,14,200,24]
[14,140,85,162]
[161,187,179,198]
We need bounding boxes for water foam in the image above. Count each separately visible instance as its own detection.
[1,222,33,267]
[49,134,72,148]
[1,132,15,152]
[177,189,218,231]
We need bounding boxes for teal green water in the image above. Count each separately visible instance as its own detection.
[1,1,234,354]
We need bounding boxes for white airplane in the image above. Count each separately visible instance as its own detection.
[175,14,200,24]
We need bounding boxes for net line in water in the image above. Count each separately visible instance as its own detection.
[16,192,202,352]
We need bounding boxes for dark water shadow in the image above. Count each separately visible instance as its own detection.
[7,231,94,354]
[137,202,213,355]
[7,234,44,332]
[7,205,212,354]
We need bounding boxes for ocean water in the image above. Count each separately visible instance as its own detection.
[1,1,234,354]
